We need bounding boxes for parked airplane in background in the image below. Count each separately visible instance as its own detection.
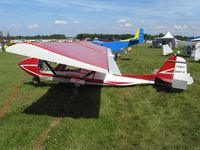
[6,41,193,90]
[190,37,200,42]
[91,28,144,56]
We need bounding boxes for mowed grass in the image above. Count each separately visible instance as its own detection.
[0,44,200,150]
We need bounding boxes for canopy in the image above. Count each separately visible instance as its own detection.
[162,32,174,39]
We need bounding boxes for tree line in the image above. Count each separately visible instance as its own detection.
[76,33,191,41]
[0,30,193,41]
[0,31,66,41]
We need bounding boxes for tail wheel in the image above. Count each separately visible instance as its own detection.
[32,77,40,85]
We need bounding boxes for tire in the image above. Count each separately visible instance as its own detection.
[32,77,40,85]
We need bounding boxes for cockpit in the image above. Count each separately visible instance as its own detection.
[38,60,95,78]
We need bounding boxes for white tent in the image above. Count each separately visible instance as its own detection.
[152,32,176,48]
[162,32,174,39]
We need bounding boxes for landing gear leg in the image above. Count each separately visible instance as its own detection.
[32,77,40,85]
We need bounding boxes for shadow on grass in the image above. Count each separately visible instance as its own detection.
[23,83,101,119]
[119,58,132,61]
[153,84,184,93]
[176,54,191,58]
[153,79,184,93]
[23,79,183,119]
[187,60,200,63]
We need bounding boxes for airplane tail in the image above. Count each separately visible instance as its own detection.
[121,28,144,43]
[133,28,144,43]
[155,56,193,90]
[162,44,173,56]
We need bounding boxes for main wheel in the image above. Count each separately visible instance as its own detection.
[32,77,40,85]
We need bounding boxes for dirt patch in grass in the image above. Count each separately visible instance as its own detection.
[30,117,61,150]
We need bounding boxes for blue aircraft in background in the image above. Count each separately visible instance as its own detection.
[91,28,144,55]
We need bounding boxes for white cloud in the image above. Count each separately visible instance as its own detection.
[27,24,38,29]
[155,25,169,29]
[124,22,131,27]
[117,19,126,23]
[174,25,188,30]
[73,20,79,24]
[117,19,132,28]
[54,20,67,25]
[11,24,18,29]
[9,24,20,32]
[34,0,69,8]
[34,0,114,12]
[68,1,112,11]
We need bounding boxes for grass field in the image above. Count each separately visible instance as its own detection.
[0,44,200,150]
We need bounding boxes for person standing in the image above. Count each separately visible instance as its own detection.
[2,43,8,52]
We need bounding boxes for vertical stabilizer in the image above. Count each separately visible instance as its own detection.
[156,56,193,90]
[121,28,144,43]
[136,28,144,43]
[172,57,193,89]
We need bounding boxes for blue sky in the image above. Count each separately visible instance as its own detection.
[0,0,200,36]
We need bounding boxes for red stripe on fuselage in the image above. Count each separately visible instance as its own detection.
[156,56,177,83]
[122,74,156,80]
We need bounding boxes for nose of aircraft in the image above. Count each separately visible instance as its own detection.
[18,58,40,77]
[18,58,39,66]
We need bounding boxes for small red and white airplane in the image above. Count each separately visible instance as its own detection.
[6,41,193,90]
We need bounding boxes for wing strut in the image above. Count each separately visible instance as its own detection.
[81,71,95,78]
[44,61,56,75]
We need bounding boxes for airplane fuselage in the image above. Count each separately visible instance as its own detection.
[19,58,156,86]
